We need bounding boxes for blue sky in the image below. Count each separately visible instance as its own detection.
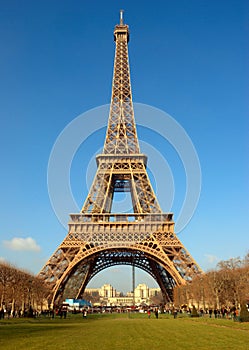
[0,0,248,293]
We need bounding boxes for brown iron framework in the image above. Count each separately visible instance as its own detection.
[39,11,202,306]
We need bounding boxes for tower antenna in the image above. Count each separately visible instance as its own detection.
[120,9,124,25]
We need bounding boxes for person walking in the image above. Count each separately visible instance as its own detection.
[147,309,151,319]
[82,309,87,319]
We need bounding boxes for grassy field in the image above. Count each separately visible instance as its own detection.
[0,313,249,350]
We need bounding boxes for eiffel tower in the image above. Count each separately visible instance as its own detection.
[39,11,202,306]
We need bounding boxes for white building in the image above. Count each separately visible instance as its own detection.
[85,283,160,306]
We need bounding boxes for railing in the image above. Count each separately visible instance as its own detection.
[69,213,173,223]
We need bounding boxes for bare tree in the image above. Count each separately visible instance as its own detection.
[0,262,14,310]
[0,262,50,315]
[82,291,100,305]
[150,291,164,305]
[173,254,249,309]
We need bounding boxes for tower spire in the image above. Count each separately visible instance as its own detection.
[120,9,124,25]
[103,10,138,155]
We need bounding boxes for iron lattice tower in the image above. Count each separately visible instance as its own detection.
[39,11,202,306]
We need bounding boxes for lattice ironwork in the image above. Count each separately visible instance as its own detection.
[104,20,139,155]
[38,11,202,306]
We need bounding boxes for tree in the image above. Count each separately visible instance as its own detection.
[82,291,100,305]
[240,303,249,322]
[173,254,249,310]
[0,262,50,315]
[0,262,15,310]
[150,291,164,306]
[191,305,199,317]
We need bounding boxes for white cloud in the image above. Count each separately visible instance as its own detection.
[0,257,5,262]
[204,254,219,264]
[3,237,41,252]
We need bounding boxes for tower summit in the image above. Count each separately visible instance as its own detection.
[104,9,136,155]
[39,13,202,306]
[120,9,124,25]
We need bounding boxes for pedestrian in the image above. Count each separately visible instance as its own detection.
[61,305,67,319]
[154,308,158,319]
[147,309,151,319]
[83,309,87,319]
[234,308,239,321]
[0,308,4,319]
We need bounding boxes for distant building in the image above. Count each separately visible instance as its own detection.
[99,283,121,298]
[134,283,150,302]
[86,284,120,297]
[150,287,161,297]
[85,283,160,306]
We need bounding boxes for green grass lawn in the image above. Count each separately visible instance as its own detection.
[0,313,249,350]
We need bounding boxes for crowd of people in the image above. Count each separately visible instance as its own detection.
[0,304,242,321]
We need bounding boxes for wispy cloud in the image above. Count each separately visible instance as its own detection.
[204,254,219,264]
[3,237,41,252]
[111,267,121,273]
